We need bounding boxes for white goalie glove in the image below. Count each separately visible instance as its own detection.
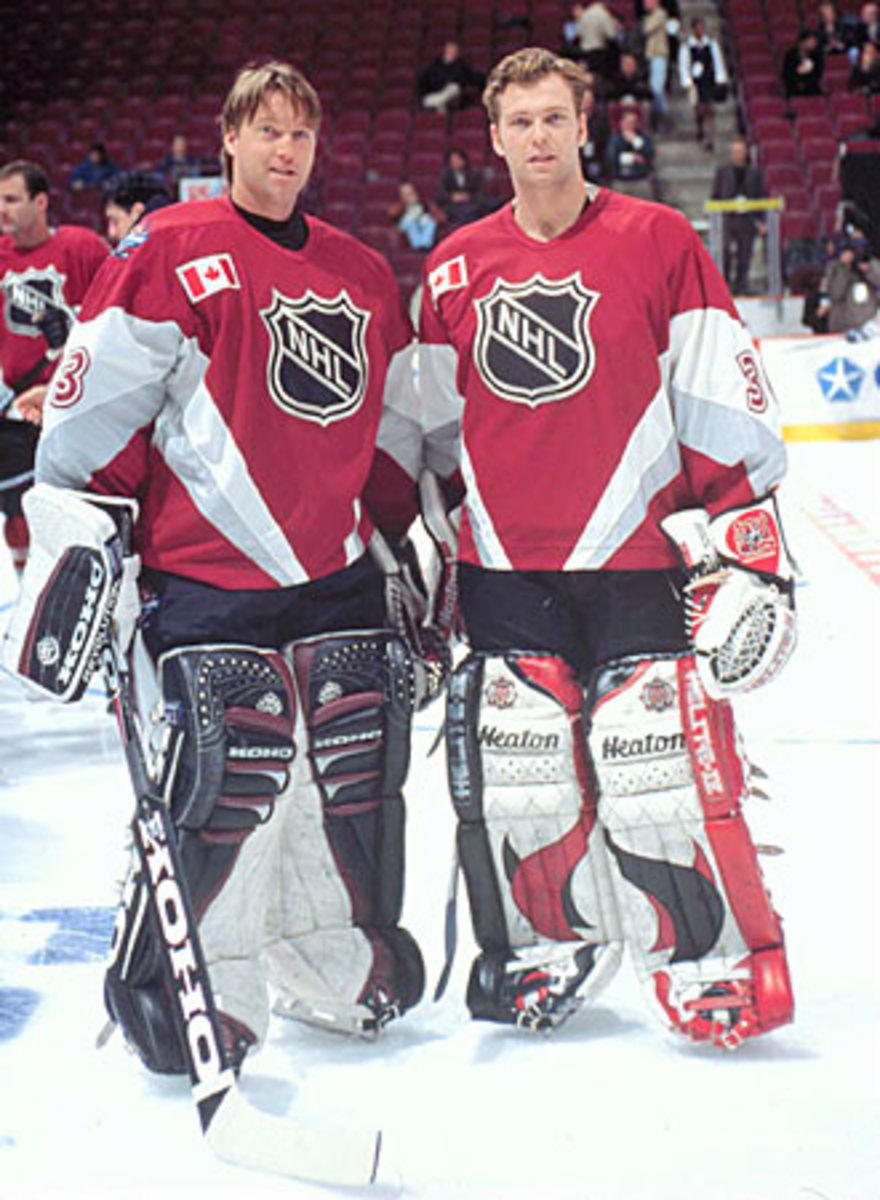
[1,484,140,701]
[661,496,797,698]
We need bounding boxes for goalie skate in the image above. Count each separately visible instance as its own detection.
[467,939,623,1031]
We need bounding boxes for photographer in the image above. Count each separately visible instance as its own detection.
[821,241,880,333]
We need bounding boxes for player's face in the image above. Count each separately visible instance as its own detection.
[105,200,143,245]
[490,75,586,194]
[224,91,317,221]
[0,174,47,247]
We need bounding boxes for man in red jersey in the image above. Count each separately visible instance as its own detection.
[0,161,106,569]
[418,48,797,1048]
[15,62,428,1074]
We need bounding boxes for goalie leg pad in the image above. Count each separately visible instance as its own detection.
[2,484,138,700]
[589,653,793,1048]
[265,631,425,1035]
[105,644,297,1072]
[446,652,623,1030]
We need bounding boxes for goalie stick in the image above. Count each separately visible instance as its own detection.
[101,639,382,1187]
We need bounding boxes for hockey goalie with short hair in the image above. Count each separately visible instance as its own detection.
[415,45,797,1049]
[1,59,442,1086]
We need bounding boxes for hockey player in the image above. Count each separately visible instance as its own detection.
[103,171,172,247]
[0,161,107,565]
[417,48,796,1048]
[5,61,429,1075]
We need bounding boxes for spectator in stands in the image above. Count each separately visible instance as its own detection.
[575,0,621,77]
[562,3,589,62]
[607,50,652,103]
[820,239,880,332]
[606,103,656,199]
[813,1,850,55]
[849,39,880,90]
[641,0,672,131]
[782,29,826,97]
[581,74,612,182]
[103,172,173,246]
[153,134,201,194]
[69,142,119,192]
[387,181,442,250]
[435,148,491,229]
[678,18,728,150]
[853,3,880,53]
[711,136,767,295]
[418,41,485,113]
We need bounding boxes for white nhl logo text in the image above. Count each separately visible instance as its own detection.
[474,271,599,407]
[261,288,370,425]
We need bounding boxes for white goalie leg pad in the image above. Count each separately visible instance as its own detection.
[589,653,793,1047]
[264,719,383,1036]
[2,483,139,700]
[265,631,425,1037]
[447,653,623,1029]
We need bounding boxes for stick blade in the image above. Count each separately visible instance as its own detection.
[204,1082,382,1187]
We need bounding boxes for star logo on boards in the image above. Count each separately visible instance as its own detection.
[816,357,864,402]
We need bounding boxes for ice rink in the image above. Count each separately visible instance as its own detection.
[1,439,878,1200]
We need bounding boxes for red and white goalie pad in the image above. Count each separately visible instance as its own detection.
[589,654,793,1048]
[661,496,796,698]
[446,653,624,1028]
[2,484,139,701]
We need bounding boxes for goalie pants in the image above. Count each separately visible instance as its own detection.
[448,565,793,1044]
[105,555,425,1072]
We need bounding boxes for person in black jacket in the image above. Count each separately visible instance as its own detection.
[711,136,767,294]
[782,29,825,97]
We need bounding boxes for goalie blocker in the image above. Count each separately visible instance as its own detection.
[1,484,139,701]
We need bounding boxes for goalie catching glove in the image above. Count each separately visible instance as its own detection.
[661,496,796,698]
[1,484,140,701]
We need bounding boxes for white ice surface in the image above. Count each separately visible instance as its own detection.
[1,441,878,1200]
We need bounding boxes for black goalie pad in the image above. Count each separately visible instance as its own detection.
[158,645,298,830]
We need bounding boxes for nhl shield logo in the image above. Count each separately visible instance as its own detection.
[261,288,370,425]
[2,265,71,338]
[474,271,599,407]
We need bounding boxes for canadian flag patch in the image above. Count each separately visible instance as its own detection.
[427,254,468,303]
[176,253,240,303]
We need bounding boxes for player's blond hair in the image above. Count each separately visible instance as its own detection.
[482,47,589,124]
[219,60,322,181]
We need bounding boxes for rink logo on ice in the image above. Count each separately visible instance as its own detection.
[261,288,370,425]
[816,356,865,402]
[474,272,599,407]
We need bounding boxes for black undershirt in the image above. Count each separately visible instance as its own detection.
[233,201,309,251]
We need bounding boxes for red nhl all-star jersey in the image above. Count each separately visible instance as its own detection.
[0,225,107,405]
[418,190,787,572]
[37,197,416,589]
